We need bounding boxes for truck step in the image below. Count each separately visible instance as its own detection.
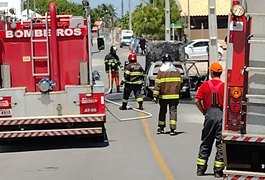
[245,67,265,72]
[32,56,49,60]
[246,94,265,99]
[0,127,103,139]
[31,39,48,43]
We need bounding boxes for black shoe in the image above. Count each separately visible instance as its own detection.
[119,106,127,110]
[117,89,122,93]
[109,89,112,93]
[214,171,223,178]
[197,166,207,176]
[137,107,144,110]
[170,129,176,136]
[157,127,164,134]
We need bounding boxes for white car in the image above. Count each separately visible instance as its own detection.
[184,39,223,61]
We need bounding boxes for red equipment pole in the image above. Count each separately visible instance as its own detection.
[49,2,60,91]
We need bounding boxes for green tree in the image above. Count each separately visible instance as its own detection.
[24,0,83,16]
[132,0,181,39]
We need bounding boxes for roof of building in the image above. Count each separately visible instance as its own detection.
[176,0,231,16]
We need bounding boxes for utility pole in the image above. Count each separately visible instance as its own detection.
[121,0,124,17]
[208,0,218,64]
[129,0,132,30]
[165,0,170,41]
[187,0,190,40]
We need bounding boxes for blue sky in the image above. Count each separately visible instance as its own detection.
[70,0,142,17]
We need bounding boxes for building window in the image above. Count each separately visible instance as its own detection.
[0,2,8,8]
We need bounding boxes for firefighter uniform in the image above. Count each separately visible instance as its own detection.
[195,62,225,178]
[120,53,144,110]
[104,45,121,93]
[153,54,182,135]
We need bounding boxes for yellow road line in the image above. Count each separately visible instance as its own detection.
[141,118,175,180]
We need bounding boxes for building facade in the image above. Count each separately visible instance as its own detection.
[0,0,24,18]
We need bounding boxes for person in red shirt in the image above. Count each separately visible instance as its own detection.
[195,62,225,178]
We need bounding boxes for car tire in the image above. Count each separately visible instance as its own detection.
[218,52,222,61]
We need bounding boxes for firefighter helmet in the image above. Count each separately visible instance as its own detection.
[128,53,137,61]
[162,53,172,63]
[110,45,117,52]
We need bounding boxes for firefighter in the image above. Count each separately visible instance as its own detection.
[195,62,224,178]
[153,54,182,136]
[104,45,122,93]
[119,52,144,110]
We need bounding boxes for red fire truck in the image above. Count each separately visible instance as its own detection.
[223,0,265,178]
[0,2,106,140]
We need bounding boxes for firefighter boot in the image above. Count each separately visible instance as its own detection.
[119,102,127,110]
[214,167,224,178]
[138,102,143,110]
[117,87,122,93]
[157,127,164,134]
[170,129,176,136]
[197,165,207,176]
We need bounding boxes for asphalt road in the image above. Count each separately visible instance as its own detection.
[0,42,222,180]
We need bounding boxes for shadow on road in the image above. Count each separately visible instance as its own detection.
[0,134,109,153]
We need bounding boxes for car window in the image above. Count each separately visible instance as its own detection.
[193,42,203,47]
[123,36,132,39]
[193,41,209,47]
[201,41,209,46]
[185,41,194,47]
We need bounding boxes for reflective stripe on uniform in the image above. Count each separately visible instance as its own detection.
[155,77,182,84]
[125,70,130,74]
[159,94,179,99]
[130,72,142,76]
[170,120,176,125]
[153,90,159,95]
[155,79,161,83]
[159,121,165,125]
[126,81,143,84]
[214,161,224,168]
[197,158,207,166]
[160,77,182,83]
[136,97,143,102]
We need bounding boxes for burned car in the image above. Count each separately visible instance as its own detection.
[144,61,191,99]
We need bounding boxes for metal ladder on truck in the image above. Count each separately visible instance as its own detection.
[30,12,50,77]
[243,0,265,136]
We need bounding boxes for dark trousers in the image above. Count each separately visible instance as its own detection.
[122,83,143,103]
[197,107,224,172]
[158,99,179,130]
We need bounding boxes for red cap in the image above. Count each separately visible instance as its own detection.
[128,53,137,61]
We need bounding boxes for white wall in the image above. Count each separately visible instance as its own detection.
[0,0,23,18]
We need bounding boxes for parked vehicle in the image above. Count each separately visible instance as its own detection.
[120,30,133,48]
[0,2,106,140]
[184,39,223,61]
[144,61,191,99]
